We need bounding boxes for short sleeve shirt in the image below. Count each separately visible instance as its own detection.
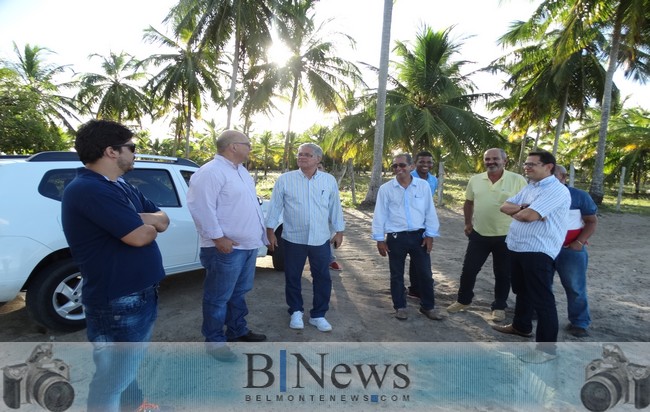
[466,170,527,236]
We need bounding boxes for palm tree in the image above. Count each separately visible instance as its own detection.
[3,42,79,132]
[274,0,364,170]
[520,0,650,203]
[493,23,615,157]
[363,0,393,206]
[168,0,276,129]
[579,107,650,196]
[383,26,503,163]
[76,51,150,124]
[251,130,283,176]
[141,25,223,157]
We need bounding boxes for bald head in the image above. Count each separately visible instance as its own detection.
[554,165,567,183]
[217,130,248,153]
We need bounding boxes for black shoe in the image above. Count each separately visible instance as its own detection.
[407,288,421,299]
[228,330,267,342]
[206,346,237,362]
[566,324,589,338]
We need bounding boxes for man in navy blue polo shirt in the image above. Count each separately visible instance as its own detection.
[62,119,169,412]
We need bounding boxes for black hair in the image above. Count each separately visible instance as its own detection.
[528,150,557,174]
[75,120,133,164]
[415,151,433,161]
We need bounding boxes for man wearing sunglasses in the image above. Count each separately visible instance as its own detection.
[372,154,443,321]
[62,119,169,411]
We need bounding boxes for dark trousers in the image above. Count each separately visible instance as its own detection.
[510,250,558,345]
[283,240,331,318]
[386,230,435,310]
[456,232,511,310]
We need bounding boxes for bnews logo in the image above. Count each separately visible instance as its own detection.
[244,350,411,392]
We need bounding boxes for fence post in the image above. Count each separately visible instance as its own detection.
[616,166,626,212]
[436,161,445,207]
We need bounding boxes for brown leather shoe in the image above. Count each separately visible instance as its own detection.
[419,308,444,320]
[492,323,533,338]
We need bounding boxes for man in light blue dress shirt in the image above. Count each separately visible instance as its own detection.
[372,153,444,321]
[266,143,345,332]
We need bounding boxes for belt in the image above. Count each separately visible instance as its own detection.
[390,229,425,237]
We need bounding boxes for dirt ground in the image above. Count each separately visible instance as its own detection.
[2,206,649,344]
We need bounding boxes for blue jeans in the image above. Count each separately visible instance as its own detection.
[556,246,591,328]
[510,251,558,345]
[386,230,435,311]
[200,247,256,342]
[457,232,511,310]
[84,284,158,412]
[284,240,331,318]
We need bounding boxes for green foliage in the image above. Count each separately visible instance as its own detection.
[0,70,71,153]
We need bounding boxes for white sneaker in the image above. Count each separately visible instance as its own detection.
[309,317,332,332]
[290,311,304,329]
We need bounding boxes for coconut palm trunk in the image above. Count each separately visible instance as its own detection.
[589,14,622,204]
[283,77,300,171]
[362,0,393,206]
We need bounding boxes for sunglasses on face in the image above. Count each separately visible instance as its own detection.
[112,143,136,153]
[391,162,409,169]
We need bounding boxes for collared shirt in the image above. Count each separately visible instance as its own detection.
[265,169,345,246]
[372,177,440,240]
[62,167,164,303]
[466,170,527,236]
[505,175,570,259]
[411,170,438,196]
[187,155,267,249]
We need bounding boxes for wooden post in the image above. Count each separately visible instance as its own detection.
[569,163,575,188]
[436,161,445,207]
[616,166,626,212]
[349,159,357,205]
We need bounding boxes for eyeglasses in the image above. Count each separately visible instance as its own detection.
[417,161,434,165]
[522,162,544,168]
[233,142,251,148]
[297,152,314,158]
[112,143,136,153]
[391,162,409,169]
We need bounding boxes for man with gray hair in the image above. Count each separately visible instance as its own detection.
[187,130,268,362]
[266,143,345,332]
[554,165,598,338]
[447,148,527,322]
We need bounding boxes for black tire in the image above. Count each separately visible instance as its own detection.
[25,259,86,332]
[271,225,285,271]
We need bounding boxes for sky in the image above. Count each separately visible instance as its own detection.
[1,0,648,138]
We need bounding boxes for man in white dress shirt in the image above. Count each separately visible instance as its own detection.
[372,153,443,321]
